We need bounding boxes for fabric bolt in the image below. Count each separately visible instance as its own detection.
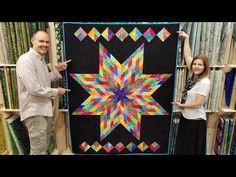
[225,69,235,106]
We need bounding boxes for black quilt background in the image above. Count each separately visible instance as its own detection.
[63,22,179,154]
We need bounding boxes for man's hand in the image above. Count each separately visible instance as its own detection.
[57,87,71,96]
[55,59,71,72]
[57,87,66,96]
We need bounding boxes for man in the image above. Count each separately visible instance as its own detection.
[16,29,68,155]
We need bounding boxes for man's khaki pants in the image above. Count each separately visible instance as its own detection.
[23,116,52,155]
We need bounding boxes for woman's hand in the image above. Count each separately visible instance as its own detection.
[177,31,192,69]
[171,101,183,108]
[177,31,189,40]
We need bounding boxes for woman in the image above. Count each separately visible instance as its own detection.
[172,31,210,155]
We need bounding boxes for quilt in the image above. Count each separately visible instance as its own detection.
[63,22,179,154]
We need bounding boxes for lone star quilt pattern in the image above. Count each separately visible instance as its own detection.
[63,22,179,154]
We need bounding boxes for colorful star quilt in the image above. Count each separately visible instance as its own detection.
[63,22,179,154]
